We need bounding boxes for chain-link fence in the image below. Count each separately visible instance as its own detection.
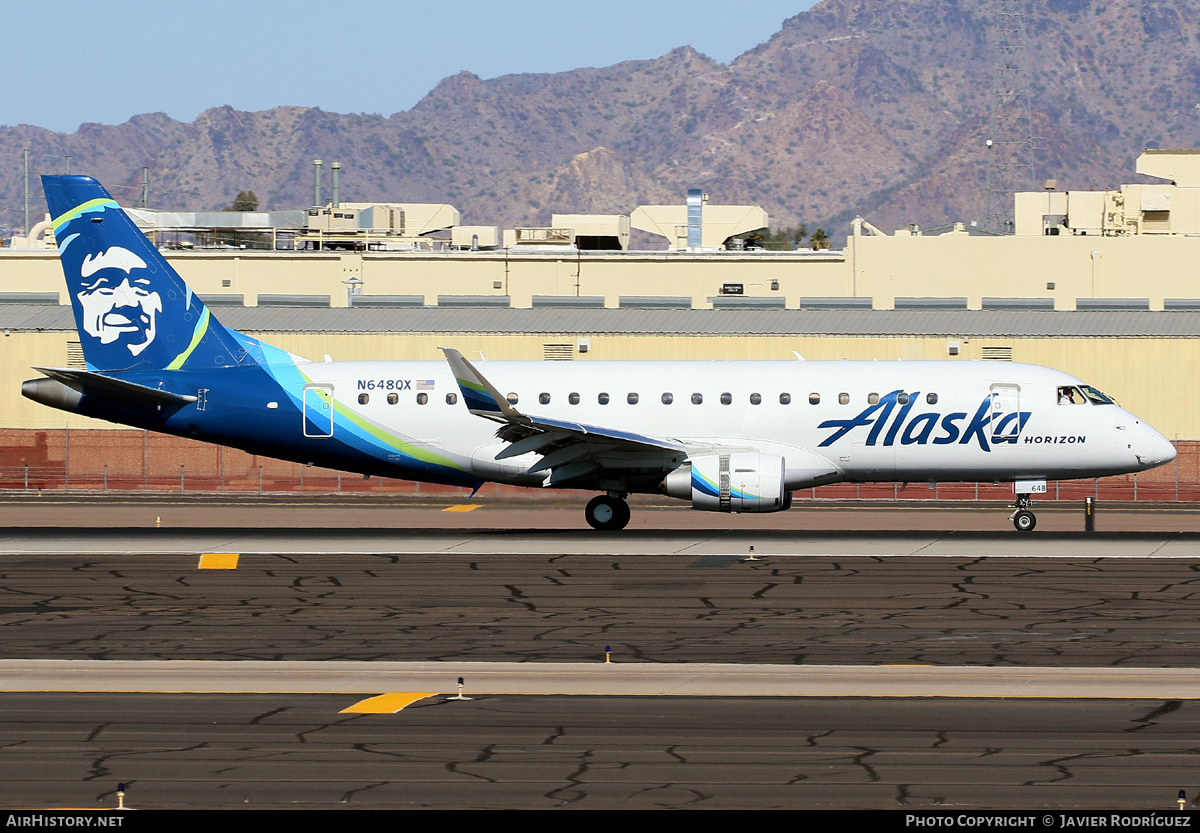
[0,428,1193,502]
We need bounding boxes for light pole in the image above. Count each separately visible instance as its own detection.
[343,275,363,307]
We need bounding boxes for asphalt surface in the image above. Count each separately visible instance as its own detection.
[1,550,1200,666]
[1,492,1199,532]
[4,693,1199,810]
[5,496,1200,809]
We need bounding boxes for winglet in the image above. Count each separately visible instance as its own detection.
[439,347,523,422]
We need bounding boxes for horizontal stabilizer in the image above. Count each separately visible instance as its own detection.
[31,366,198,406]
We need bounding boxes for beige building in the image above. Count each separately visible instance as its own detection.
[1015,149,1200,237]
[9,153,1200,313]
[4,226,1200,313]
[0,306,1197,449]
[631,200,768,250]
[5,151,1200,441]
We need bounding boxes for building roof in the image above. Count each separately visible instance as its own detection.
[7,305,1200,338]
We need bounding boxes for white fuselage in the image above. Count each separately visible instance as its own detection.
[295,358,1173,491]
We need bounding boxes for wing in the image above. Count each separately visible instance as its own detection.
[441,348,687,487]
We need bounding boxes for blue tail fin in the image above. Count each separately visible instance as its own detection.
[43,175,259,372]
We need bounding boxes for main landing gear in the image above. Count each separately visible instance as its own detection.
[585,493,631,531]
[1010,493,1037,532]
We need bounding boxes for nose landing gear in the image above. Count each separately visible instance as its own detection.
[585,493,631,530]
[1010,493,1037,532]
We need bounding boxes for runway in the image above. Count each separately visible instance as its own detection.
[4,500,1200,809]
[2,543,1200,666]
[5,693,1200,810]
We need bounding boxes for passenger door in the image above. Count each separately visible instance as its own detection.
[303,384,334,438]
[989,384,1022,444]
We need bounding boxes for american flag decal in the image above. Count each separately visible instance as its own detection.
[416,379,436,390]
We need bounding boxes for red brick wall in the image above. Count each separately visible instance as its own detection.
[0,428,1192,501]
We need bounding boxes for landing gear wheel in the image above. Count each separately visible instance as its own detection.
[585,495,630,531]
[1013,509,1036,532]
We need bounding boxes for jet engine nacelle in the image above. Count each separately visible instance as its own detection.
[21,377,82,412]
[661,452,789,513]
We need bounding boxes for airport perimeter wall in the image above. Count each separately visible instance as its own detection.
[0,428,1195,503]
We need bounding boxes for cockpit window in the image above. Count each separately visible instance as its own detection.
[1079,385,1116,405]
[1057,385,1084,405]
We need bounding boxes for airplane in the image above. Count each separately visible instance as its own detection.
[23,175,1177,532]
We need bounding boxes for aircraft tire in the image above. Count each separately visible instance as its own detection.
[585,495,630,531]
[1013,510,1036,532]
[613,499,631,530]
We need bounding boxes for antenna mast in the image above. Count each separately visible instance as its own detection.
[984,0,1036,233]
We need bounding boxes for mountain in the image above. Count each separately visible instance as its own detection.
[2,0,1196,238]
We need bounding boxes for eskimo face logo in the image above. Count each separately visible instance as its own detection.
[76,247,162,357]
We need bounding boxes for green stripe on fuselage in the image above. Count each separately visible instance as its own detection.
[294,368,463,472]
[331,398,464,471]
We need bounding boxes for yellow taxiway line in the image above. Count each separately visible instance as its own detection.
[197,553,239,569]
[341,692,437,713]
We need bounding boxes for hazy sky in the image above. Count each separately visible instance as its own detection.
[9,1,818,133]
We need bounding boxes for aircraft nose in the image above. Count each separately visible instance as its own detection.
[1138,422,1176,468]
[1155,430,1177,466]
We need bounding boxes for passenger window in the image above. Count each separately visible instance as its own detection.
[926,393,938,405]
[445,393,458,405]
[506,392,519,405]
[897,393,910,405]
[358,393,369,405]
[387,393,398,405]
[416,393,428,405]
[809,393,820,405]
[780,393,791,405]
[568,392,580,405]
[691,393,703,405]
[598,392,610,405]
[720,392,732,405]
[539,392,551,405]
[868,393,880,405]
[838,393,850,405]
[661,393,673,405]
[749,393,762,405]
[627,392,639,405]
